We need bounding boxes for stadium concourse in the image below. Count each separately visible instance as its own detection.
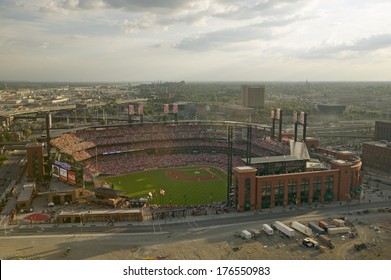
[50,121,290,181]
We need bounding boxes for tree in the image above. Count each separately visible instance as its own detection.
[23,129,32,138]
[0,155,8,164]
[3,131,15,142]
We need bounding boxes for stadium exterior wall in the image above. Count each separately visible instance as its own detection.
[233,159,362,212]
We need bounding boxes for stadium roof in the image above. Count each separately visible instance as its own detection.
[245,140,310,165]
[17,185,34,202]
[93,187,123,197]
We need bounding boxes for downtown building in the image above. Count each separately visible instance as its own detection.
[241,85,265,109]
[361,121,391,175]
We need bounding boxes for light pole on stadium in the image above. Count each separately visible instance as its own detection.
[345,193,351,220]
[95,146,98,171]
[79,214,84,234]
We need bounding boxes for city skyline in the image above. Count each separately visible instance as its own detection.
[1,0,391,82]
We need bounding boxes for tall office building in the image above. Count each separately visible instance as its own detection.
[361,121,391,174]
[241,85,265,109]
[375,121,391,141]
[26,143,45,181]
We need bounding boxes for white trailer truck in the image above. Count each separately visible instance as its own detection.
[273,221,295,237]
[291,221,313,236]
[240,230,252,240]
[262,224,274,235]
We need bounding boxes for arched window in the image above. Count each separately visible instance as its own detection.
[261,181,271,209]
[300,178,310,204]
[244,178,251,211]
[275,180,284,206]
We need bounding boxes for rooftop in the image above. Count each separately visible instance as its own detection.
[17,185,34,202]
[364,140,391,148]
[246,155,305,165]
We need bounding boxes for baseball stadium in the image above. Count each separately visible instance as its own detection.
[50,121,289,204]
[49,113,362,222]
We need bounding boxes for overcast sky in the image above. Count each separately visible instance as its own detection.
[1,0,391,82]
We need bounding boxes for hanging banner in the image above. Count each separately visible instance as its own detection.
[293,111,298,123]
[276,108,281,120]
[59,167,68,181]
[138,104,144,115]
[52,165,59,178]
[172,103,178,113]
[67,170,77,185]
[128,104,134,115]
[163,104,169,114]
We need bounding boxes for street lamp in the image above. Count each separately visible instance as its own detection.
[345,194,351,220]
[80,214,84,234]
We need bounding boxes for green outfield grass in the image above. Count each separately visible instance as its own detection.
[100,166,227,206]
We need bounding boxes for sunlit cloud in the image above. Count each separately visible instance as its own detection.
[0,0,390,81]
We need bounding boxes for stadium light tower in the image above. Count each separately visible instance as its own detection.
[246,124,252,165]
[227,126,233,204]
[128,103,144,124]
[271,108,283,142]
[293,111,308,142]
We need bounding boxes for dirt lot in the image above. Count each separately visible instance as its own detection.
[1,211,390,260]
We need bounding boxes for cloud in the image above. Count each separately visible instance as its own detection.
[348,33,391,51]
[40,0,211,34]
[39,0,106,14]
[173,15,311,51]
[173,24,274,51]
[40,0,204,14]
[122,16,159,33]
[300,33,391,59]
[39,0,309,27]
[105,0,198,12]
[212,0,310,20]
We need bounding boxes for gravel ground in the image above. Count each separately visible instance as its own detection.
[1,211,390,260]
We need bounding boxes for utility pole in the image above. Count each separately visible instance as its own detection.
[345,193,351,220]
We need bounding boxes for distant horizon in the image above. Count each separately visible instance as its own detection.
[1,80,391,85]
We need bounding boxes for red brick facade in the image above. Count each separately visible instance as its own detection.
[361,142,391,174]
[26,143,45,181]
[233,159,362,211]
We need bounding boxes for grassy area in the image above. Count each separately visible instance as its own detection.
[101,166,227,206]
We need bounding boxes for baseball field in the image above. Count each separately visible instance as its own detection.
[100,166,227,206]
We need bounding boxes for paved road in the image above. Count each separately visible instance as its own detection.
[4,200,390,238]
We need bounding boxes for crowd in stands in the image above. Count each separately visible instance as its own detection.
[83,152,244,181]
[50,122,291,178]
